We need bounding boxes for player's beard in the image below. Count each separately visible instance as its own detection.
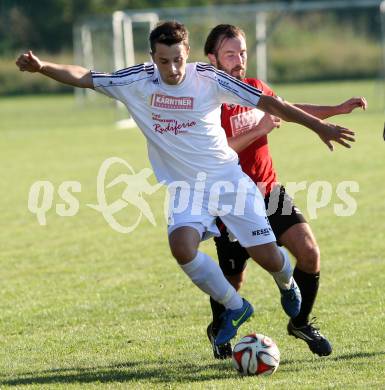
[216,58,246,80]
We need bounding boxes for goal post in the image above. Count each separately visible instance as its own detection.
[74,11,159,128]
[112,11,158,69]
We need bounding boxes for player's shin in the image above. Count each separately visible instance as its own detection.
[210,297,226,331]
[179,251,243,310]
[270,246,293,289]
[270,246,302,318]
[292,267,320,326]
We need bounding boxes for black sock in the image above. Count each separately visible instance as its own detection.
[210,297,226,334]
[292,267,320,327]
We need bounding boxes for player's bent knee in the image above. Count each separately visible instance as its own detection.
[297,244,320,273]
[168,235,198,264]
[169,243,197,264]
[168,227,200,265]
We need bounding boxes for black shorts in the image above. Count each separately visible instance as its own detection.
[214,185,306,276]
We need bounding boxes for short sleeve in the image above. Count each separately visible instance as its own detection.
[91,70,127,102]
[196,63,261,108]
[257,80,276,97]
[91,63,154,103]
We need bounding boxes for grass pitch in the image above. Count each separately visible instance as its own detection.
[0,80,384,389]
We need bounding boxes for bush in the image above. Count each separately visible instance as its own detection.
[266,12,382,82]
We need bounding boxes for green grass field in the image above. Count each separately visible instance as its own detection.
[1,80,384,389]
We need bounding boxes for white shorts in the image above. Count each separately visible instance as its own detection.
[166,176,276,248]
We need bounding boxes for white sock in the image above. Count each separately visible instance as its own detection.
[180,251,243,310]
[270,246,293,290]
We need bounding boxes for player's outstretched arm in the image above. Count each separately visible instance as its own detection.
[16,50,93,89]
[257,94,355,151]
[293,97,367,120]
[228,113,281,153]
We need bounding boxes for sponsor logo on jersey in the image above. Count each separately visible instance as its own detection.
[151,113,196,135]
[151,93,194,110]
[252,227,272,236]
[230,109,265,137]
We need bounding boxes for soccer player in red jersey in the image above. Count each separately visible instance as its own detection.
[204,24,367,358]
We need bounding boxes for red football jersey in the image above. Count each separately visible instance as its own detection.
[221,78,277,195]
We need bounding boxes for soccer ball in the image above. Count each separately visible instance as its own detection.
[232,333,280,376]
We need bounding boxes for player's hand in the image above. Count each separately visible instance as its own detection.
[338,97,368,114]
[252,113,281,137]
[16,50,43,73]
[316,122,355,151]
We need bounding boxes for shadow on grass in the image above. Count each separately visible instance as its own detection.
[2,351,384,385]
[279,350,385,372]
[0,360,233,386]
[330,351,385,362]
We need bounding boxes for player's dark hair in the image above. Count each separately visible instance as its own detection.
[149,21,189,54]
[204,24,245,55]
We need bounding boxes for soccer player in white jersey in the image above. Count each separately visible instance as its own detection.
[16,21,356,349]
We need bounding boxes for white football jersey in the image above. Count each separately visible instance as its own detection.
[92,62,262,186]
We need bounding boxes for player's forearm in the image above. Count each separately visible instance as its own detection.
[39,61,93,89]
[228,130,261,153]
[294,103,341,120]
[258,95,323,133]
